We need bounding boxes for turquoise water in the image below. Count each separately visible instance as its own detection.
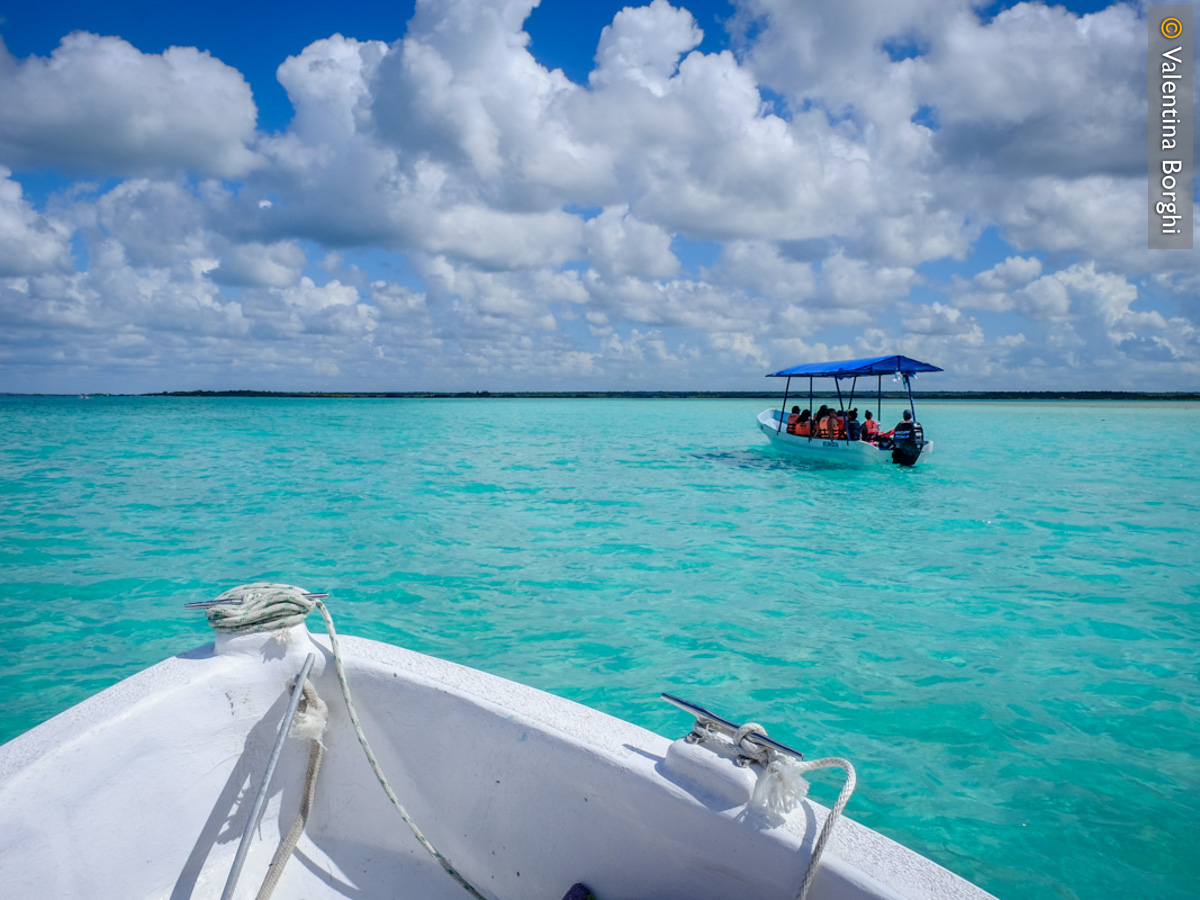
[1,395,1197,900]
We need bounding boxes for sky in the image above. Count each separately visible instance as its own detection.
[0,0,1197,393]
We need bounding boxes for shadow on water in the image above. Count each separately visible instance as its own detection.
[692,448,819,471]
[695,446,927,477]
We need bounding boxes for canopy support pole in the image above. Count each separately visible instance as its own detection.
[808,377,814,441]
[834,378,846,442]
[846,377,858,443]
[877,375,882,423]
[905,374,916,421]
[777,376,792,433]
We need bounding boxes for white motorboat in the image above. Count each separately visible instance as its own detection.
[0,584,993,900]
[755,409,935,466]
[758,356,941,467]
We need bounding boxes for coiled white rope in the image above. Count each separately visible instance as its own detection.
[208,583,487,900]
[735,722,857,900]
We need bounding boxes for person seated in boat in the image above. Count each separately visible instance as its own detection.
[788,408,812,436]
[797,409,813,436]
[861,410,880,441]
[785,406,802,433]
[884,410,919,444]
[845,408,862,441]
[831,410,847,439]
[821,408,846,439]
[815,406,836,438]
[812,405,830,437]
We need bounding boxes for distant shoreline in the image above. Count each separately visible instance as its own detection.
[8,390,1198,401]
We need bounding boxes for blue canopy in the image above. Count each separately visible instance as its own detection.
[767,355,943,379]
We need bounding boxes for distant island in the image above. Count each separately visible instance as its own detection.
[137,389,1200,401]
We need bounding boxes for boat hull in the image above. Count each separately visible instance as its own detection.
[757,410,933,466]
[0,624,987,900]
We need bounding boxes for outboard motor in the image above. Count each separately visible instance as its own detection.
[891,422,924,467]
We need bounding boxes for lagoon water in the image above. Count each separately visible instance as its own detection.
[1,395,1197,900]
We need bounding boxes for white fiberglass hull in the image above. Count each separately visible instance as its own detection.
[757,410,933,466]
[0,620,986,900]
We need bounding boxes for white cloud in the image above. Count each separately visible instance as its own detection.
[424,205,584,270]
[819,252,918,309]
[708,241,816,301]
[584,207,680,281]
[590,0,704,95]
[276,35,388,143]
[212,241,307,288]
[974,256,1043,293]
[372,0,594,198]
[92,179,214,269]
[954,255,1044,311]
[901,300,982,339]
[2,0,1198,394]
[0,33,259,177]
[915,3,1144,178]
[0,168,72,276]
[370,281,427,319]
[240,277,374,338]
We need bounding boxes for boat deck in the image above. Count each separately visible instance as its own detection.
[185,837,469,900]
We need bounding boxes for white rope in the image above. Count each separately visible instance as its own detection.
[208,584,315,634]
[734,722,770,766]
[737,722,857,900]
[787,756,856,900]
[256,680,325,900]
[208,584,487,900]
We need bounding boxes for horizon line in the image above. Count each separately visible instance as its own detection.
[6,390,1200,401]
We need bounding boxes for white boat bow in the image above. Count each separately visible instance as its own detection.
[0,584,992,900]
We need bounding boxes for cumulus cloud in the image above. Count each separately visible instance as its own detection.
[371,0,595,199]
[818,252,918,310]
[973,256,1043,293]
[212,241,308,288]
[954,255,1044,311]
[591,0,704,94]
[276,35,388,144]
[708,241,816,301]
[916,3,1145,178]
[584,207,680,280]
[1,0,1198,394]
[0,168,72,276]
[91,179,215,269]
[901,300,982,338]
[0,33,259,177]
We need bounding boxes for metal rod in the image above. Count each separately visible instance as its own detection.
[221,653,316,900]
[777,376,791,433]
[808,377,813,441]
[184,598,243,610]
[661,693,804,760]
[185,592,329,610]
[834,378,846,443]
[847,377,857,442]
